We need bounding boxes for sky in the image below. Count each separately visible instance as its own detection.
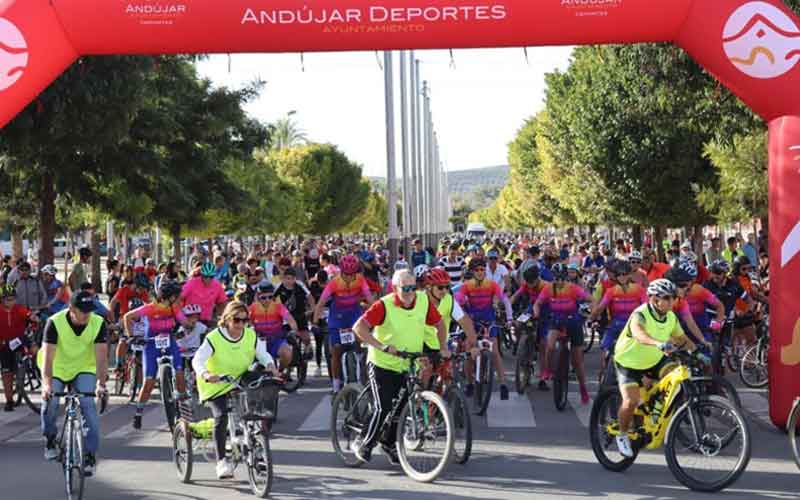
[196,47,574,178]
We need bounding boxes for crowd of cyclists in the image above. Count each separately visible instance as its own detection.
[0,228,772,490]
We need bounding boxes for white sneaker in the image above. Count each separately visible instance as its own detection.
[616,435,634,458]
[313,366,322,377]
[216,458,234,479]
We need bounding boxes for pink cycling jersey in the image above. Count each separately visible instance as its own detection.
[318,274,371,312]
[536,283,590,318]
[178,276,227,321]
[249,301,291,338]
[134,302,178,339]
[598,284,647,321]
[684,284,721,317]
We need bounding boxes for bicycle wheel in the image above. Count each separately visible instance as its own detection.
[15,358,41,414]
[282,362,302,393]
[330,383,369,467]
[552,342,569,411]
[708,376,742,409]
[789,399,800,470]
[739,343,768,388]
[172,420,193,483]
[247,430,273,498]
[665,396,751,492]
[583,324,595,353]
[159,365,176,433]
[396,390,454,482]
[65,420,85,500]
[725,345,742,374]
[473,350,493,415]
[113,363,126,396]
[514,339,533,395]
[445,386,472,464]
[128,361,141,404]
[589,389,638,472]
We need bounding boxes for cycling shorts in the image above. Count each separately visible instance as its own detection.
[266,337,288,359]
[143,335,183,378]
[0,347,17,374]
[548,315,584,347]
[601,317,628,351]
[615,356,675,388]
[734,312,755,329]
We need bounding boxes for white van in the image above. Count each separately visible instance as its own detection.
[466,222,487,240]
[53,239,69,259]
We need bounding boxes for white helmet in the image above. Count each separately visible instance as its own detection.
[41,264,58,276]
[181,304,202,316]
[647,279,678,298]
[629,250,643,261]
[413,264,430,280]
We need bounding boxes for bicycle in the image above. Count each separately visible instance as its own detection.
[281,331,308,394]
[789,397,800,469]
[493,303,514,358]
[8,331,42,414]
[330,351,454,482]
[549,319,581,411]
[590,350,751,492]
[471,321,497,416]
[151,333,182,433]
[430,351,472,464]
[173,373,282,498]
[51,387,108,500]
[739,321,768,389]
[579,303,597,353]
[114,337,144,403]
[513,314,538,395]
[339,327,367,386]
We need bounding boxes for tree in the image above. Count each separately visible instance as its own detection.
[271,115,307,150]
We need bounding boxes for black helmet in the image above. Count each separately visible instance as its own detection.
[78,247,93,258]
[522,266,540,283]
[134,272,150,289]
[732,255,751,275]
[128,297,145,310]
[257,281,275,294]
[468,258,486,270]
[157,280,182,300]
[664,266,692,287]
[551,263,568,281]
[709,259,730,275]
[611,259,633,276]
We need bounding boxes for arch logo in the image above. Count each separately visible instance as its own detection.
[0,17,28,92]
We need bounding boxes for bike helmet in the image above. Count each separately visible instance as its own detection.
[611,259,633,276]
[551,263,568,281]
[664,266,693,287]
[647,279,678,298]
[709,259,730,275]
[681,250,698,264]
[629,250,643,262]
[468,258,486,270]
[567,262,581,273]
[426,267,451,286]
[732,255,752,275]
[236,263,248,274]
[339,255,360,274]
[522,266,540,283]
[157,280,182,300]
[78,247,93,258]
[677,259,698,279]
[40,264,57,276]
[134,272,151,289]
[181,304,202,316]
[128,297,144,309]
[257,281,275,294]
[413,264,430,280]
[200,262,216,278]
[0,284,15,298]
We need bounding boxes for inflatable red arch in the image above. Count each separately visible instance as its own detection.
[1,0,800,424]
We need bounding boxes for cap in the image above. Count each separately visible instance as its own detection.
[283,267,297,277]
[70,291,96,313]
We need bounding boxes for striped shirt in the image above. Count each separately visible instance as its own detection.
[438,256,465,283]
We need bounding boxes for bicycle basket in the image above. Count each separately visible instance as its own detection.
[189,418,215,440]
[235,381,280,421]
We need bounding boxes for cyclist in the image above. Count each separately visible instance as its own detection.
[179,262,228,328]
[275,268,316,358]
[193,301,278,479]
[308,270,330,377]
[438,243,465,284]
[589,259,646,384]
[640,247,670,282]
[731,255,767,352]
[350,269,449,464]
[311,254,375,394]
[454,258,513,400]
[110,273,152,377]
[40,265,69,317]
[664,266,714,354]
[510,266,551,390]
[176,304,207,353]
[40,291,108,475]
[627,251,649,288]
[124,281,187,430]
[248,282,299,371]
[0,284,39,411]
[674,260,724,355]
[534,263,595,403]
[613,279,703,457]
[704,260,751,322]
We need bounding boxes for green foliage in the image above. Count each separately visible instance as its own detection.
[342,185,393,234]
[271,116,307,150]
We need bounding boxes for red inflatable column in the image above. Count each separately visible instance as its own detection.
[768,115,800,428]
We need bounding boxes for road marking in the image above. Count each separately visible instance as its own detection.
[298,395,332,432]
[738,391,772,427]
[486,392,536,428]
[106,404,165,439]
[0,406,39,426]
[7,404,126,443]
[567,390,593,427]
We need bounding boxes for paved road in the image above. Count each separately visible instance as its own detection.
[1,348,797,500]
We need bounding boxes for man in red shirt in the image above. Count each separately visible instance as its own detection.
[641,247,670,282]
[0,284,38,411]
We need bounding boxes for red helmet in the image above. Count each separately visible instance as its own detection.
[426,267,451,286]
[339,255,360,274]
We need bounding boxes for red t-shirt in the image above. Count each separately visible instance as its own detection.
[0,304,31,342]
[362,294,442,328]
[113,287,151,317]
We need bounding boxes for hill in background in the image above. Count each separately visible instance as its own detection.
[369,164,509,200]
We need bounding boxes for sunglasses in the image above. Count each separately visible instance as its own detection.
[435,285,450,291]
[659,295,677,301]
[231,316,249,324]
[473,267,486,272]
[400,284,417,293]
[258,294,273,300]
[629,259,642,264]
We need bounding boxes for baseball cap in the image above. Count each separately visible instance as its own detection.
[70,291,95,313]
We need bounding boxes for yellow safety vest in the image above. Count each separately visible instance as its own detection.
[368,292,429,373]
[196,327,257,402]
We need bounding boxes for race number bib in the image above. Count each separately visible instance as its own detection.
[339,329,355,345]
[8,337,22,351]
[517,313,531,323]
[154,335,171,350]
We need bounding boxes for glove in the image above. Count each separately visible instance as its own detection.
[658,342,674,353]
[709,320,722,332]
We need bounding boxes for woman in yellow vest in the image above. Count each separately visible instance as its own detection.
[192,301,277,479]
[40,291,108,476]
[349,269,449,464]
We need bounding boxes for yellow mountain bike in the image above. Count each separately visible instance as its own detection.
[589,350,751,492]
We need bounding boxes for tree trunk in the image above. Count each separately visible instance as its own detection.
[588,224,597,240]
[38,170,56,266]
[654,225,667,263]
[171,223,181,266]
[632,225,643,249]
[91,227,101,291]
[10,225,23,261]
[692,224,704,257]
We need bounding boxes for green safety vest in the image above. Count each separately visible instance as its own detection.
[196,327,257,402]
[38,310,103,382]
[615,303,681,370]
[424,292,453,350]
[367,292,429,373]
